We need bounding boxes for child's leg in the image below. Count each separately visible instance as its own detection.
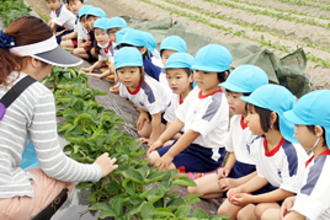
[73,48,89,59]
[217,198,242,219]
[255,203,280,219]
[187,173,223,199]
[137,120,152,138]
[237,204,257,220]
[60,40,75,50]
[260,207,281,220]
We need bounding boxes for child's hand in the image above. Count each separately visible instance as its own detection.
[218,177,238,191]
[81,66,94,73]
[281,196,296,218]
[87,73,103,79]
[230,193,253,206]
[217,167,230,179]
[137,112,150,131]
[154,153,174,171]
[227,187,241,201]
[109,84,119,94]
[147,139,163,155]
[94,152,118,178]
[139,137,149,144]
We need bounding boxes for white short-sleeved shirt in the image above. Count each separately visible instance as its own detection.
[77,22,88,41]
[248,136,307,193]
[164,93,183,123]
[50,4,76,30]
[98,42,113,61]
[158,70,172,95]
[118,75,170,115]
[224,115,255,165]
[292,150,330,220]
[175,87,229,149]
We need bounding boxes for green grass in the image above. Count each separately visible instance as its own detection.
[277,0,330,11]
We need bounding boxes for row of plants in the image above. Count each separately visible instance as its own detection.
[226,0,330,21]
[43,66,229,220]
[277,0,330,11]
[165,0,330,54]
[204,0,330,29]
[141,0,330,68]
[0,0,31,28]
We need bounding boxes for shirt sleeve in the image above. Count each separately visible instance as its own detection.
[224,117,235,152]
[29,90,102,183]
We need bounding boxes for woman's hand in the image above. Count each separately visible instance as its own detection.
[147,139,163,155]
[281,196,296,219]
[137,111,149,131]
[230,192,253,206]
[218,177,238,191]
[154,153,174,171]
[94,153,118,178]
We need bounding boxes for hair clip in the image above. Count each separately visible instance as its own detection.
[0,30,16,50]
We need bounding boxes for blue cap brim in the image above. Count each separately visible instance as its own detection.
[220,81,251,93]
[326,128,330,149]
[283,110,309,125]
[115,63,143,70]
[240,96,263,108]
[278,113,298,143]
[192,65,225,73]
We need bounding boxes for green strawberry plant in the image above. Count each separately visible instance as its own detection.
[43,66,229,219]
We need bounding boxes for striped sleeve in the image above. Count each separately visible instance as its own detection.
[29,89,102,183]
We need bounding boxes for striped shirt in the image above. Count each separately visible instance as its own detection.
[0,72,101,199]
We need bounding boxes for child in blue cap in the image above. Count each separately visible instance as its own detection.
[117,29,162,82]
[275,90,330,220]
[46,0,76,44]
[218,84,307,220]
[188,65,268,198]
[114,47,171,145]
[72,5,94,60]
[158,35,188,93]
[107,17,127,50]
[148,44,231,174]
[81,18,113,78]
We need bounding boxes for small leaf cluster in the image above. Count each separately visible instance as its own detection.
[0,0,31,28]
[43,66,229,219]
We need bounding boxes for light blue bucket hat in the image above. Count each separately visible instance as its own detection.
[220,64,269,93]
[192,44,232,73]
[107,16,127,29]
[93,18,110,31]
[284,90,330,147]
[78,5,94,18]
[164,52,194,70]
[159,35,187,53]
[119,29,146,47]
[85,7,106,18]
[114,47,143,70]
[241,84,297,143]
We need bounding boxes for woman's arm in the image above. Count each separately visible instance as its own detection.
[154,129,200,171]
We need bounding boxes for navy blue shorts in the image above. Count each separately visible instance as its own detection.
[157,141,226,173]
[56,29,73,44]
[147,112,167,125]
[252,183,283,206]
[228,161,256,179]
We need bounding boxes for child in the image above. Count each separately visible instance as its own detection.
[72,5,94,60]
[88,16,127,80]
[148,44,231,174]
[273,90,330,220]
[162,52,194,126]
[218,84,307,220]
[114,47,170,145]
[60,0,86,51]
[187,65,269,198]
[159,35,187,89]
[46,0,76,44]
[143,31,163,68]
[81,18,112,76]
[117,28,162,81]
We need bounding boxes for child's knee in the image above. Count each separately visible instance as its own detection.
[147,151,160,165]
[187,185,198,194]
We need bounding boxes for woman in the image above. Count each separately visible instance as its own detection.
[0,16,118,219]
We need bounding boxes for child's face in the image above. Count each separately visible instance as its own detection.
[161,49,177,66]
[245,105,264,135]
[193,70,219,93]
[107,28,121,43]
[47,0,62,11]
[117,67,141,90]
[94,28,109,45]
[294,125,319,150]
[87,16,98,31]
[68,0,84,15]
[80,17,88,29]
[166,68,192,95]
[225,91,246,115]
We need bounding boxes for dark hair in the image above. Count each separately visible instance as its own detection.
[0,16,53,86]
[67,0,84,3]
[217,70,230,83]
[119,44,148,58]
[250,104,279,133]
[306,125,328,147]
[107,27,121,35]
[225,89,250,97]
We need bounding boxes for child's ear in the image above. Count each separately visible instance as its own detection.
[141,47,148,55]
[188,74,193,83]
[225,70,229,80]
[314,126,324,138]
[270,112,278,126]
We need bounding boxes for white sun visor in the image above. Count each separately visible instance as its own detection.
[9,35,82,67]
